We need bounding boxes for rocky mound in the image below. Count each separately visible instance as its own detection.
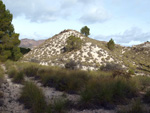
[22,29,150,73]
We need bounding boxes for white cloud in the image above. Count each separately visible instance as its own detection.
[3,0,110,23]
[79,7,111,24]
[3,0,62,22]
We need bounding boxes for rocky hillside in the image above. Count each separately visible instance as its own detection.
[22,29,150,74]
[19,38,45,49]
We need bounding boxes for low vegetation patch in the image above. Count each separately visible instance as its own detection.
[80,76,137,108]
[51,97,69,113]
[63,35,82,52]
[0,65,4,86]
[143,90,150,104]
[7,66,18,78]
[19,81,46,113]
[23,64,39,77]
[12,71,24,84]
[39,68,90,94]
[6,62,150,112]
[117,99,149,113]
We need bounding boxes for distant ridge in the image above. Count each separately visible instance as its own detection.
[19,38,45,49]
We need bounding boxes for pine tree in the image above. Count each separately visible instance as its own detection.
[0,0,22,61]
[107,38,115,51]
[81,26,90,37]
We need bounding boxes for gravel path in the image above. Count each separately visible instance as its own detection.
[0,65,29,113]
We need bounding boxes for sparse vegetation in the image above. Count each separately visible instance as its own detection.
[0,0,149,112]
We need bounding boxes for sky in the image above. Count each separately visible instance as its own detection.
[3,0,150,46]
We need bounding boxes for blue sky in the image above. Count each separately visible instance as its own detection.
[3,0,150,46]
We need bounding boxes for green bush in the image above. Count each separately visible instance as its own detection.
[65,36,82,52]
[107,38,115,51]
[0,66,4,86]
[100,63,122,72]
[65,60,78,70]
[7,66,18,78]
[52,97,68,113]
[23,65,39,77]
[20,47,31,55]
[39,68,89,94]
[5,60,14,70]
[80,76,137,106]
[128,69,135,75]
[19,81,46,113]
[13,71,24,84]
[133,76,150,91]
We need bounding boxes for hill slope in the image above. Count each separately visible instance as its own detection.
[22,29,150,74]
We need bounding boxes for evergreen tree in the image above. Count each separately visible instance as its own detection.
[81,26,90,37]
[0,0,22,61]
[107,38,115,51]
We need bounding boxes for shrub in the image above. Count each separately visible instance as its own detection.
[65,36,82,52]
[65,60,77,70]
[128,69,135,75]
[133,76,150,91]
[107,38,115,51]
[12,71,24,84]
[39,68,89,94]
[52,97,68,113]
[20,47,31,55]
[0,66,4,86]
[143,90,150,103]
[80,76,137,107]
[112,70,131,79]
[5,60,14,70]
[23,65,39,77]
[117,99,148,113]
[100,63,122,72]
[19,81,46,113]
[7,66,18,78]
